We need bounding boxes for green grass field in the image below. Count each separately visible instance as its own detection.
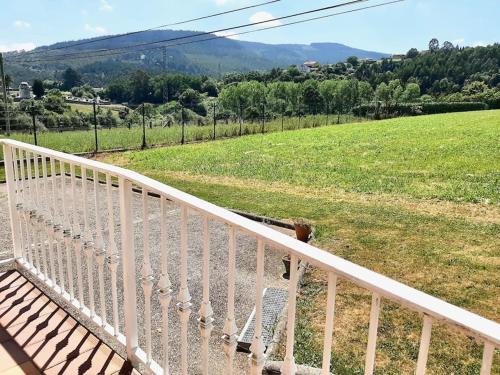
[103,110,500,374]
[0,114,354,180]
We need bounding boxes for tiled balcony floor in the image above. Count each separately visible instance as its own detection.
[0,270,138,374]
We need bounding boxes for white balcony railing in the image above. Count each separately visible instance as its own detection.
[1,139,499,375]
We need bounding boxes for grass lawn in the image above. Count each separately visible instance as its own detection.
[0,114,353,180]
[102,110,500,374]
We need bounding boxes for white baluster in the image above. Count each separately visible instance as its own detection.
[223,226,238,375]
[480,342,494,375]
[364,293,381,375]
[199,216,214,375]
[249,239,266,375]
[51,157,65,292]
[321,272,338,375]
[42,155,57,285]
[93,169,107,326]
[81,167,95,317]
[106,174,120,336]
[71,164,85,307]
[19,149,33,265]
[141,188,154,363]
[26,152,41,274]
[416,315,433,375]
[3,144,22,259]
[61,160,75,299]
[33,152,49,280]
[178,205,192,375]
[10,147,26,258]
[158,197,172,374]
[281,254,299,375]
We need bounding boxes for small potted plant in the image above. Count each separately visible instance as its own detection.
[293,218,312,243]
[282,219,312,279]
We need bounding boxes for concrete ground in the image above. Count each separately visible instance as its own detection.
[0,178,292,374]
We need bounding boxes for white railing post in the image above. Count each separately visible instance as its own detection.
[281,254,299,375]
[364,293,381,375]
[3,144,22,258]
[416,315,433,375]
[158,197,173,374]
[223,226,238,375]
[178,205,192,375]
[249,239,266,375]
[199,215,214,375]
[321,272,338,375]
[480,342,494,375]
[118,177,139,365]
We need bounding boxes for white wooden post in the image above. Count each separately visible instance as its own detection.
[281,254,299,375]
[321,272,338,375]
[140,188,154,363]
[480,342,494,375]
[364,293,381,375]
[3,144,22,258]
[249,239,266,375]
[158,197,173,374]
[199,215,214,375]
[178,205,192,375]
[223,226,238,375]
[106,174,120,335]
[93,169,107,326]
[416,315,433,375]
[118,177,139,364]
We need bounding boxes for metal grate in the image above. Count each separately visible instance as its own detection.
[237,287,288,353]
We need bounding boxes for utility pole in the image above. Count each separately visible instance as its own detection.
[0,53,11,135]
[212,101,217,140]
[31,104,37,146]
[141,104,147,149]
[93,100,98,153]
[162,47,168,104]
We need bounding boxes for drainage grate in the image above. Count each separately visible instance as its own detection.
[237,287,288,353]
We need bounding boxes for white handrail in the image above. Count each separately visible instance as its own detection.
[2,138,499,346]
[2,139,499,374]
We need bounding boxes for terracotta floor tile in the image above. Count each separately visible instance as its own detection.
[0,272,140,375]
[6,308,77,349]
[0,293,54,329]
[0,272,27,293]
[0,361,41,375]
[0,339,31,372]
[44,341,127,375]
[24,324,100,371]
[0,282,38,309]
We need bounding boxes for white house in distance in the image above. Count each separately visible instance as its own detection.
[18,82,32,99]
[298,60,320,73]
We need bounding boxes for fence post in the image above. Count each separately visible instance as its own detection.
[118,177,139,365]
[213,102,217,140]
[31,106,38,146]
[93,100,98,153]
[141,104,147,149]
[181,108,185,145]
[3,143,22,258]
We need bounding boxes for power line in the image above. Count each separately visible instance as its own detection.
[10,0,403,64]
[12,0,282,58]
[8,0,370,63]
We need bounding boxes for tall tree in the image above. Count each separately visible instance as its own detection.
[32,79,45,99]
[62,67,82,90]
[428,38,440,52]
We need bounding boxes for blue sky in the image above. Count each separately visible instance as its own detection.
[1,0,499,54]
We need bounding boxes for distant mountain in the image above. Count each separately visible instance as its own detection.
[5,30,389,85]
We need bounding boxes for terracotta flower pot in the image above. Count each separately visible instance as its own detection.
[294,223,312,242]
